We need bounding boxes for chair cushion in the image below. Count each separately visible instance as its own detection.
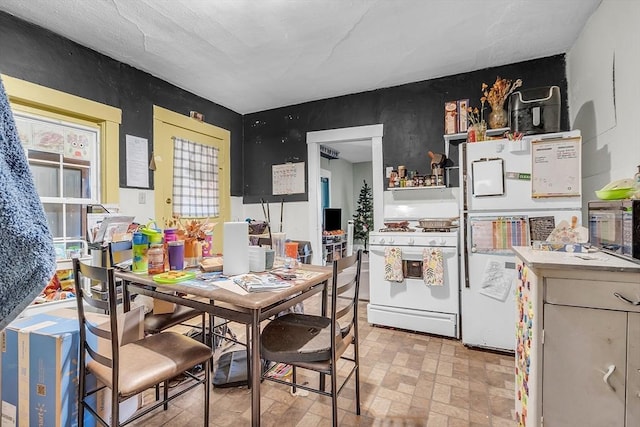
[144,305,202,334]
[88,331,212,398]
[261,313,341,363]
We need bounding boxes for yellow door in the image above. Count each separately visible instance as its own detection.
[153,106,230,254]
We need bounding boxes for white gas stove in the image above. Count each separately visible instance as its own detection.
[367,226,460,338]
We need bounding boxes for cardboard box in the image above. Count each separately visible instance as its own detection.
[1,313,84,427]
[444,101,457,134]
[0,309,143,427]
[152,299,176,315]
[457,99,469,132]
[532,241,589,253]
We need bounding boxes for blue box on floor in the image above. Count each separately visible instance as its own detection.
[1,309,142,427]
[1,313,84,427]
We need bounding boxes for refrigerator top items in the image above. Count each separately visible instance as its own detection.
[508,86,561,135]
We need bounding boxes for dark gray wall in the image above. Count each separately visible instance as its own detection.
[0,11,569,204]
[0,11,244,195]
[244,55,569,203]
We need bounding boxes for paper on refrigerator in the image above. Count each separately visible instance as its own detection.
[479,260,516,301]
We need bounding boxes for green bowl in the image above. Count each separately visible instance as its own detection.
[595,188,634,200]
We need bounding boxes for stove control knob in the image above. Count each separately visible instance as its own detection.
[408,238,415,245]
[388,238,395,244]
[378,237,385,244]
[439,239,447,246]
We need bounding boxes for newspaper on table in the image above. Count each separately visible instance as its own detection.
[232,274,292,293]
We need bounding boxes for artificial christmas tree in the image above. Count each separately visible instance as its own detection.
[352,180,373,251]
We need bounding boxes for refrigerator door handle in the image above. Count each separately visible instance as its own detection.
[462,213,470,288]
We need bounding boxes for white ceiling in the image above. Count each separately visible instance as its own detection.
[1,0,601,117]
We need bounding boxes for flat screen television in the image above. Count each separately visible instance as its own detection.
[323,208,342,232]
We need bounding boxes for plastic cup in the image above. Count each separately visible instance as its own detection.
[132,232,149,274]
[285,241,298,259]
[264,249,275,270]
[271,232,286,260]
[202,232,213,258]
[168,240,185,270]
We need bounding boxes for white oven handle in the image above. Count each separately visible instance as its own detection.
[370,246,457,260]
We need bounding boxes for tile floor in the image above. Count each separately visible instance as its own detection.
[129,296,516,426]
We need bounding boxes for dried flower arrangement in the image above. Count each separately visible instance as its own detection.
[483,77,523,109]
[164,215,216,241]
[467,105,485,127]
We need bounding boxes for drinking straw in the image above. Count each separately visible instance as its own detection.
[280,198,284,232]
[261,198,273,243]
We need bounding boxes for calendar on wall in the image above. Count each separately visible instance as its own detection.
[272,162,305,195]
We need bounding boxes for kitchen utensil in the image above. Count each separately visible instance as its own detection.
[383,221,410,229]
[418,217,458,229]
[428,151,446,168]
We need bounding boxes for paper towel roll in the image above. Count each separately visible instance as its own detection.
[223,222,250,276]
[346,221,354,256]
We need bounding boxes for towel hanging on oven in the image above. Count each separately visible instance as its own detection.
[384,247,403,282]
[422,248,444,286]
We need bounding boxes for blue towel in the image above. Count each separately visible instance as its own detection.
[0,76,56,331]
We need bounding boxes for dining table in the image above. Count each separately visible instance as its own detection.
[115,265,332,427]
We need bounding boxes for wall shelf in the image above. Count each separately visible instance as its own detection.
[387,185,446,191]
[444,127,510,158]
[322,234,346,264]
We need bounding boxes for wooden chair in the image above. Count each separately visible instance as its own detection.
[260,250,362,425]
[73,258,212,426]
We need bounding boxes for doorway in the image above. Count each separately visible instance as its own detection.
[153,106,231,253]
[306,124,384,265]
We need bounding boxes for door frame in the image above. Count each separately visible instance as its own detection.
[152,106,231,250]
[307,124,384,264]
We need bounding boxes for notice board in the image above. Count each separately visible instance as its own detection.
[272,162,305,195]
[531,137,581,198]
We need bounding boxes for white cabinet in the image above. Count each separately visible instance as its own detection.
[513,247,640,427]
[543,304,627,426]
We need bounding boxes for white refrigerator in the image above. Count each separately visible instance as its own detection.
[459,130,582,351]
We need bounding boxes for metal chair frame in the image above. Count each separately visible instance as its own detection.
[73,258,211,426]
[260,250,362,425]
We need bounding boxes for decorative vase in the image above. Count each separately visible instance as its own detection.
[488,105,508,129]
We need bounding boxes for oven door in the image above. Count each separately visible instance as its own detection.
[368,244,459,314]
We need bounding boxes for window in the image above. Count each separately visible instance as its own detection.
[14,112,99,240]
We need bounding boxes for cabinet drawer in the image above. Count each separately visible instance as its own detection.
[545,278,640,312]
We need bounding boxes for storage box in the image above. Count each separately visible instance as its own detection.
[457,99,469,133]
[532,241,589,253]
[1,313,84,427]
[444,101,458,134]
[508,86,561,135]
[1,309,142,426]
[153,298,176,315]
